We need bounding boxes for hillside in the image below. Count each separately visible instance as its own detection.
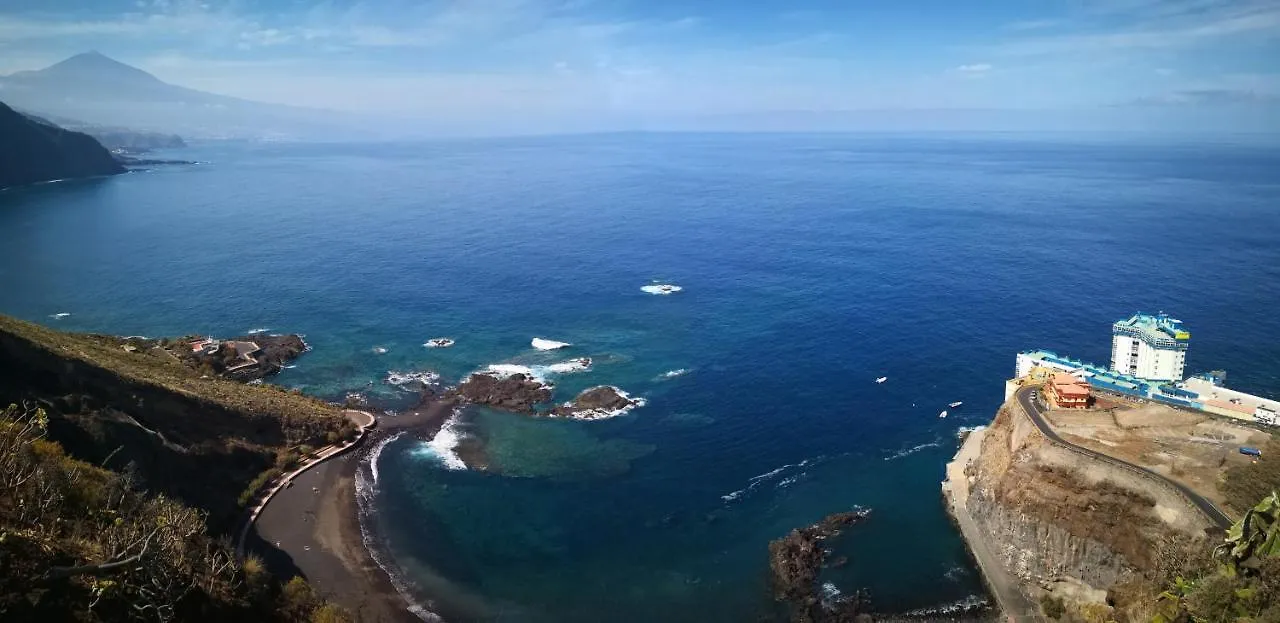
[0,100,124,190]
[0,403,351,622]
[0,315,352,532]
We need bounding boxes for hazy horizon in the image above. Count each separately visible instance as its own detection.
[1,0,1278,136]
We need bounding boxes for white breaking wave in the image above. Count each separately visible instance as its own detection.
[486,363,537,378]
[246,328,269,335]
[50,312,71,319]
[479,359,591,384]
[898,594,989,617]
[385,370,441,388]
[353,450,444,622]
[531,337,571,350]
[544,358,592,374]
[641,284,682,295]
[657,368,690,380]
[722,458,816,502]
[414,412,467,470]
[282,364,297,369]
[884,439,944,461]
[368,432,405,484]
[372,346,389,354]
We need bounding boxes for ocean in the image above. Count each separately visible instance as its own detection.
[2,133,1278,622]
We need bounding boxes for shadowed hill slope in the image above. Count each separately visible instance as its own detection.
[0,100,124,190]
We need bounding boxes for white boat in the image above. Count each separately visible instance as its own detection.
[948,401,963,408]
[939,410,948,418]
[424,338,455,348]
[875,376,887,384]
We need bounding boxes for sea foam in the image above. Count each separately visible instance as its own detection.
[721,458,816,502]
[531,337,571,350]
[884,438,944,461]
[368,432,405,484]
[385,370,441,389]
[641,284,682,295]
[414,411,467,470]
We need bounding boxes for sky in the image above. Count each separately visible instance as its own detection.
[0,0,1278,132]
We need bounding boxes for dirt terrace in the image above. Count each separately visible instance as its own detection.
[1044,398,1270,507]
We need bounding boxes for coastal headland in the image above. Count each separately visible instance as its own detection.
[943,385,1264,621]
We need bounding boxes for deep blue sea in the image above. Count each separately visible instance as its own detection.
[2,133,1279,622]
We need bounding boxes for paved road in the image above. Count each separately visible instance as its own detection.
[1015,387,1232,530]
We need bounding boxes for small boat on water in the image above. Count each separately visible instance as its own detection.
[939,410,948,418]
[948,401,963,408]
[424,338,455,348]
[875,377,888,384]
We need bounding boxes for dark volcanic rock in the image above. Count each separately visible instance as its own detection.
[769,508,872,623]
[552,385,641,419]
[0,99,124,189]
[446,373,552,414]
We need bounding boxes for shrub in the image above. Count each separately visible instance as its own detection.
[1040,594,1066,620]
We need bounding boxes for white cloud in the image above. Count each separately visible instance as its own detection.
[956,63,992,73]
[987,1,1280,56]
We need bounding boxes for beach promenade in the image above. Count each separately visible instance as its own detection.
[235,409,376,558]
[943,426,1043,622]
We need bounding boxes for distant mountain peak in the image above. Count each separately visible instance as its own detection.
[37,51,163,85]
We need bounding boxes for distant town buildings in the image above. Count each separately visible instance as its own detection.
[1110,312,1189,382]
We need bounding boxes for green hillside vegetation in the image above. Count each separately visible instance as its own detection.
[0,403,350,622]
[0,314,354,531]
[1149,492,1280,623]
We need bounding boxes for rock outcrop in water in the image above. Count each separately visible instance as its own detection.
[552,385,643,419]
[447,372,552,414]
[769,508,873,623]
[0,99,124,189]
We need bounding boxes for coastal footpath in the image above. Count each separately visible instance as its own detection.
[943,387,1223,621]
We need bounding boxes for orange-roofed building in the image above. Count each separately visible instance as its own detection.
[1047,372,1090,409]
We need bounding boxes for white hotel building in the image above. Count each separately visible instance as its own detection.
[1110,312,1190,382]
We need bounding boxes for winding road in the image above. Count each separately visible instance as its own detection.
[1015,386,1231,530]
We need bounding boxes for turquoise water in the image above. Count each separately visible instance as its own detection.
[2,134,1278,621]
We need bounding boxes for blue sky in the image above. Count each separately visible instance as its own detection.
[0,0,1277,131]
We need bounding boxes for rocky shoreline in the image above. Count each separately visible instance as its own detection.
[769,508,874,622]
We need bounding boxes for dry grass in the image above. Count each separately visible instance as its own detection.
[0,314,343,427]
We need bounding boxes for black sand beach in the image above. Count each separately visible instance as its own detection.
[249,400,455,622]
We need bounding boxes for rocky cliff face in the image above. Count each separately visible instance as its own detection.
[0,100,124,189]
[963,405,1214,617]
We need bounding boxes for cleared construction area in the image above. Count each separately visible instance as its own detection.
[1042,396,1269,509]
